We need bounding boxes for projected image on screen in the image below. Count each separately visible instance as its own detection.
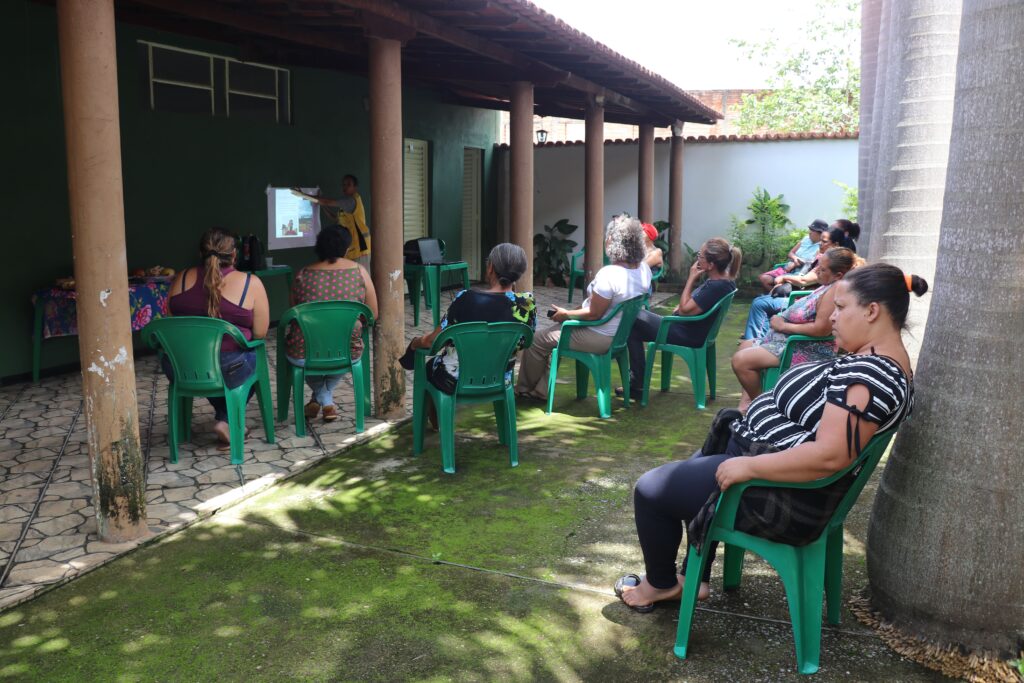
[266,186,321,250]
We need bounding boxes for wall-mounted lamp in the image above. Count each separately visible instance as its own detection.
[536,129,549,144]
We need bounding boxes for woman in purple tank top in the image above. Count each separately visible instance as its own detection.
[164,228,269,449]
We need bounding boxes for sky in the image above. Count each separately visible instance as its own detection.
[530,0,849,90]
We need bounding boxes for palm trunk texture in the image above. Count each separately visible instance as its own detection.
[861,0,898,258]
[857,0,883,228]
[866,0,1024,655]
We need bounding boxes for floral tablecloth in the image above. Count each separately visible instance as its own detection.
[32,280,171,339]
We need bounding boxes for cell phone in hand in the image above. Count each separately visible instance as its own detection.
[546,309,556,318]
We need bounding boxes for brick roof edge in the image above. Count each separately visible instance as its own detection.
[494,130,861,149]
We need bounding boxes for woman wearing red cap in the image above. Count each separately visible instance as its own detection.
[641,223,663,272]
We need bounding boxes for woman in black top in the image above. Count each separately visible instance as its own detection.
[407,243,537,394]
[617,263,927,612]
[621,238,740,400]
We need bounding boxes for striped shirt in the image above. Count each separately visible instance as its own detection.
[733,354,913,451]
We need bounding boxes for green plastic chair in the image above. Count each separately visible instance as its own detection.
[276,301,374,437]
[144,317,275,466]
[567,250,586,304]
[674,428,898,675]
[643,265,664,310]
[412,321,534,474]
[760,333,836,392]
[640,290,736,410]
[546,295,647,419]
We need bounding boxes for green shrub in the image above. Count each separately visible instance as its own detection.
[728,188,795,286]
[533,218,578,286]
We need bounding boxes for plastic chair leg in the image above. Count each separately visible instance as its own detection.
[674,544,714,660]
[567,273,577,304]
[256,370,275,444]
[503,388,519,467]
[361,344,372,417]
[777,545,826,675]
[660,352,675,392]
[594,358,613,419]
[641,342,657,407]
[825,526,844,625]
[493,400,509,445]
[690,353,708,410]
[226,390,247,466]
[615,352,631,408]
[575,361,591,400]
[723,544,745,591]
[352,360,365,434]
[180,397,193,441]
[167,388,180,464]
[706,344,717,401]
[292,366,306,437]
[276,358,292,422]
[410,274,422,326]
[412,382,426,456]
[437,395,457,474]
[545,350,560,415]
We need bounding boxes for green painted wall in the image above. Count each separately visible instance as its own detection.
[0,1,499,382]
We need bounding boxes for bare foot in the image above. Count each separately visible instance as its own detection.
[213,420,231,445]
[620,574,711,609]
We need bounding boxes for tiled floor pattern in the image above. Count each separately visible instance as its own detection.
[0,286,589,611]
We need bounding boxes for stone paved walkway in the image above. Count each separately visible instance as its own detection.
[0,285,580,611]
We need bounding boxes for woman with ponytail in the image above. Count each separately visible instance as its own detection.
[617,263,924,612]
[405,242,536,395]
[166,228,269,448]
[620,237,740,401]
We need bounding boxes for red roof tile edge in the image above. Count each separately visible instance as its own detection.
[495,131,860,149]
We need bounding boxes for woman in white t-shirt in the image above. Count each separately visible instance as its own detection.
[516,215,652,401]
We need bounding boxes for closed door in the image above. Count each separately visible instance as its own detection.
[403,138,429,243]
[461,147,483,280]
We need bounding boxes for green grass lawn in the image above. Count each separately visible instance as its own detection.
[0,299,947,682]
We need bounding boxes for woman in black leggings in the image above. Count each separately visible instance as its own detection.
[618,263,925,611]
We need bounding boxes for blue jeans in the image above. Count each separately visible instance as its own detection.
[743,295,788,340]
[161,349,256,423]
[287,357,342,407]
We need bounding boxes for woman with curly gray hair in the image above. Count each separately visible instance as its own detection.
[516,215,652,401]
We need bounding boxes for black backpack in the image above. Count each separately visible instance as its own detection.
[238,234,266,271]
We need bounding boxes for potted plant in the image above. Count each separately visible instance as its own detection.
[533,218,579,286]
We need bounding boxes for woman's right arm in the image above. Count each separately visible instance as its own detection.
[359,265,379,319]
[770,287,836,337]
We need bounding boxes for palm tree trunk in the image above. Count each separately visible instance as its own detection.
[866,0,1024,655]
[858,0,883,226]
[866,0,963,362]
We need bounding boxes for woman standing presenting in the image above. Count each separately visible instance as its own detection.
[294,175,371,267]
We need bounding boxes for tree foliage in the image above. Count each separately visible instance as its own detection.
[733,0,860,134]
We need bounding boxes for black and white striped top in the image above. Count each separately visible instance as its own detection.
[732,354,913,451]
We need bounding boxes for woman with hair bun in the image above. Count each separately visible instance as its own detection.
[406,242,537,394]
[616,262,925,612]
[166,228,269,448]
[620,237,740,401]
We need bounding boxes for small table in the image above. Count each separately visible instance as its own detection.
[404,262,470,327]
[32,279,171,382]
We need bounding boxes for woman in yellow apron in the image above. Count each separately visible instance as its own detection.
[296,175,371,265]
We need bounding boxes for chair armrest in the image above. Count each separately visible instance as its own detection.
[783,334,834,344]
[713,464,858,530]
[652,310,716,345]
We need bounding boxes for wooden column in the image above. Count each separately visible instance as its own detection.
[367,35,406,419]
[584,96,605,281]
[57,0,147,542]
[668,124,685,274]
[509,81,534,291]
[637,123,654,223]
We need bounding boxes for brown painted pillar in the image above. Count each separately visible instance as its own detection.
[367,36,405,419]
[509,81,534,291]
[584,96,605,281]
[668,124,685,274]
[57,0,147,542]
[637,123,654,223]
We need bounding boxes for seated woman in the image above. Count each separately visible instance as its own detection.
[285,226,378,423]
[833,218,860,251]
[733,247,857,412]
[165,228,269,449]
[620,238,740,400]
[740,228,837,341]
[617,263,925,611]
[641,223,664,272]
[757,219,826,292]
[515,215,652,401]
[406,243,536,394]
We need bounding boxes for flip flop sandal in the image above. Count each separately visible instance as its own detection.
[613,574,656,613]
[216,427,252,452]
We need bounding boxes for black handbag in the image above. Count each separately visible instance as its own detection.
[238,234,267,271]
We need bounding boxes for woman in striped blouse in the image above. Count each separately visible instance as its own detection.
[616,263,927,612]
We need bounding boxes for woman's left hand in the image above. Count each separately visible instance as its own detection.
[716,457,754,491]
[769,315,786,332]
[550,306,570,323]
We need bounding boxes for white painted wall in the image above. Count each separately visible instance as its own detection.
[521,137,858,250]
